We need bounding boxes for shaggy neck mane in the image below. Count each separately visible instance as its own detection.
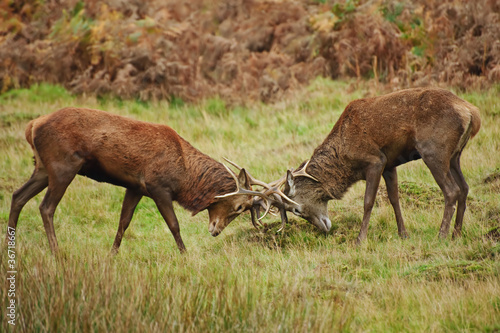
[305,124,360,200]
[175,144,236,215]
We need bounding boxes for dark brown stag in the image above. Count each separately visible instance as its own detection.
[267,88,481,243]
[6,107,270,254]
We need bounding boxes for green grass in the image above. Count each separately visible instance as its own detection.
[1,79,499,332]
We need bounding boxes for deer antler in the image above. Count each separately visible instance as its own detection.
[221,158,296,222]
[218,159,318,230]
[222,157,317,207]
[215,163,281,229]
[215,164,271,201]
[256,179,296,220]
[291,159,318,182]
[217,160,277,225]
[251,193,288,232]
[256,159,318,216]
[253,160,320,230]
[223,158,271,189]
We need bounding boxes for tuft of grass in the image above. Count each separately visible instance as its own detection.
[1,80,499,332]
[403,260,496,282]
[0,112,37,128]
[0,83,73,104]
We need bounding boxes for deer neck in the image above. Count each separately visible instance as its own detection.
[308,135,359,200]
[176,144,236,215]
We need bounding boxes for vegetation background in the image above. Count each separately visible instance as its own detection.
[1,0,500,102]
[0,0,499,332]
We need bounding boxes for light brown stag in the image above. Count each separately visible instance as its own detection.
[265,87,481,243]
[6,107,271,254]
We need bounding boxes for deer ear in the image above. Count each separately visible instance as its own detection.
[237,168,251,189]
[284,170,295,195]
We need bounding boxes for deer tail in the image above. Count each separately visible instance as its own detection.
[469,105,481,139]
[25,119,36,149]
[25,119,40,167]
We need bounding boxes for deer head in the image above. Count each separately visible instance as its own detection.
[282,167,332,233]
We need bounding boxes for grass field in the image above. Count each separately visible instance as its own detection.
[1,80,499,332]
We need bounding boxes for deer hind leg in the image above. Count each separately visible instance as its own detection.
[450,153,469,239]
[148,187,186,253]
[357,157,387,244]
[39,160,83,254]
[111,189,142,254]
[383,168,408,238]
[7,167,49,241]
[419,151,460,239]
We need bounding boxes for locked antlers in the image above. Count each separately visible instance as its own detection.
[254,160,319,231]
[216,158,294,228]
[219,158,319,232]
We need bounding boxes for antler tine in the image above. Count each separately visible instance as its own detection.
[292,159,319,182]
[263,185,299,207]
[223,157,271,189]
[269,206,280,216]
[257,192,284,221]
[215,164,272,205]
[251,200,266,228]
[246,162,315,231]
[257,193,288,232]
[268,174,286,188]
[222,157,243,171]
[258,160,316,208]
[220,163,240,190]
[250,207,263,229]
[276,205,288,233]
[257,200,273,221]
[248,174,298,221]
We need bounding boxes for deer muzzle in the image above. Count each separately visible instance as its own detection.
[209,220,220,237]
[313,216,332,233]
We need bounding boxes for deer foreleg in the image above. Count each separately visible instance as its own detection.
[383,168,408,238]
[357,160,385,244]
[111,189,143,254]
[150,189,186,253]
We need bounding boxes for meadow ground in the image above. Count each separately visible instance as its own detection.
[0,80,499,332]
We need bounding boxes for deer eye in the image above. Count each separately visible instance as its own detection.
[235,205,244,213]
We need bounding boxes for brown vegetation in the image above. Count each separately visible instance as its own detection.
[1,0,499,103]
